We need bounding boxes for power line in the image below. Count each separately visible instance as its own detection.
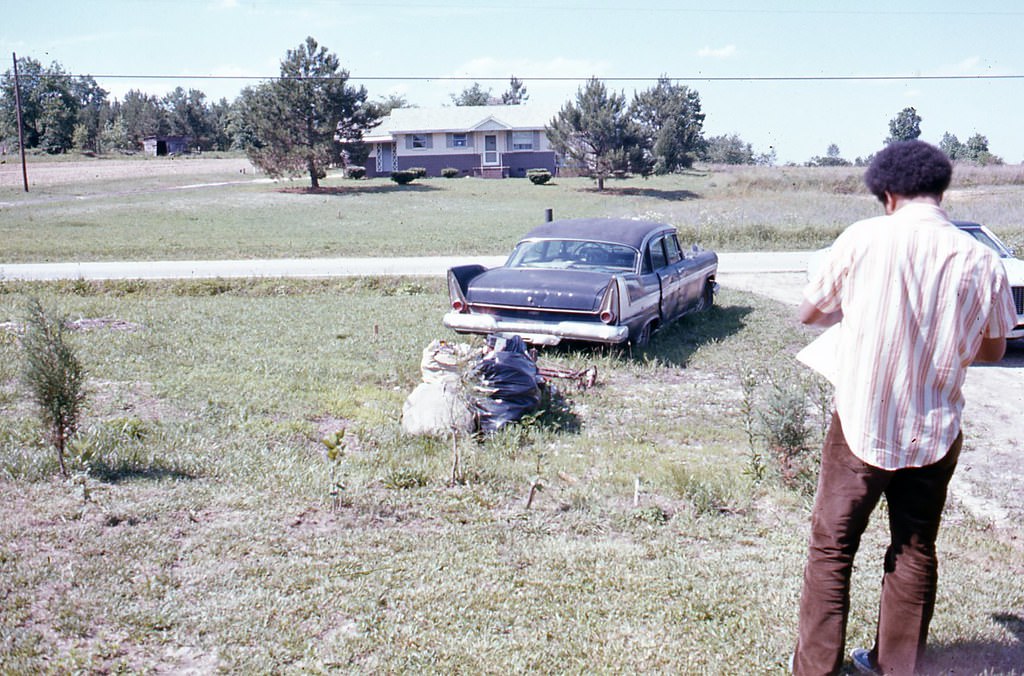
[58,73,1024,83]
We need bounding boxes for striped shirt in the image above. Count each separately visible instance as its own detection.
[804,202,1017,469]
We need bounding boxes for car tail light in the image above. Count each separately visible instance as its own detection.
[447,270,469,313]
[598,278,620,324]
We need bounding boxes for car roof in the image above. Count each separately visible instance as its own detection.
[519,218,674,250]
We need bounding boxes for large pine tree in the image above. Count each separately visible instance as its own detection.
[238,37,379,189]
[546,78,648,190]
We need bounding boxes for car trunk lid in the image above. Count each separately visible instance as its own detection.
[467,268,611,312]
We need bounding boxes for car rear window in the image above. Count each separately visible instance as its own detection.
[508,240,637,272]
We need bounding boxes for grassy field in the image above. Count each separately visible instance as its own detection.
[2,157,1023,263]
[1,279,1021,673]
[1,159,1023,673]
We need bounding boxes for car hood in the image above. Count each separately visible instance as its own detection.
[1000,255,1024,285]
[466,267,612,312]
[808,246,1024,286]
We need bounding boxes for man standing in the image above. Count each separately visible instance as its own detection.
[791,140,1017,675]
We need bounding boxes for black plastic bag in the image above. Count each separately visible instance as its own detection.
[471,335,543,434]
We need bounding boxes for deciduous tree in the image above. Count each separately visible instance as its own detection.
[701,133,756,165]
[885,107,922,144]
[939,131,965,160]
[1,57,85,153]
[374,93,413,116]
[450,82,494,106]
[119,89,168,149]
[806,143,851,167]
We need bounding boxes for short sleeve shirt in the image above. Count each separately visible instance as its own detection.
[803,203,1017,469]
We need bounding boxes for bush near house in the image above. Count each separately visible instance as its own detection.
[441,167,461,179]
[347,166,366,179]
[527,168,552,185]
[409,167,427,179]
[390,170,417,185]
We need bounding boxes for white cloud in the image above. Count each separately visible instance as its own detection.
[697,44,736,59]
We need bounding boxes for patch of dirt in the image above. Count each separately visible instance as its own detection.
[67,317,146,333]
[0,157,257,189]
[87,380,185,423]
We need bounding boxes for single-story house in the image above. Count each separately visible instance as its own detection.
[362,105,557,178]
[143,135,190,156]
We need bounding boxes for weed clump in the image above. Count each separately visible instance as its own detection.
[20,298,88,477]
[739,364,829,494]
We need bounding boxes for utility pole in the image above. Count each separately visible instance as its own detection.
[12,52,29,192]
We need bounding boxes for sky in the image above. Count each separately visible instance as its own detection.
[3,0,1023,165]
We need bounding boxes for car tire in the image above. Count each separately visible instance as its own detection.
[697,280,714,312]
[632,320,653,348]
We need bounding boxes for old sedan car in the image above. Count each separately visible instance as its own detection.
[443,218,718,346]
[953,221,1024,339]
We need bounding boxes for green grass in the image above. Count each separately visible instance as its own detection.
[4,163,1023,262]
[1,281,1021,673]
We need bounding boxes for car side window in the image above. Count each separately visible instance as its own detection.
[664,235,683,264]
[649,237,668,270]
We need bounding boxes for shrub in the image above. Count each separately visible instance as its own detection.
[441,167,461,179]
[20,298,88,477]
[409,167,427,179]
[347,166,366,179]
[390,170,417,185]
[527,168,552,185]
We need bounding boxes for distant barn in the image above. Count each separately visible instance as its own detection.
[143,136,190,156]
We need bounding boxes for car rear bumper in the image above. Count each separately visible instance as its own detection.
[443,311,630,346]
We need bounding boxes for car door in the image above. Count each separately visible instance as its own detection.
[650,234,688,320]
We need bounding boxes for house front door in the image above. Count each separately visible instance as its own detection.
[483,135,499,165]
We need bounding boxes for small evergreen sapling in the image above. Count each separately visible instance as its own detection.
[20,298,88,477]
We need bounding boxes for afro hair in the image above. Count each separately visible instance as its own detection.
[864,140,952,201]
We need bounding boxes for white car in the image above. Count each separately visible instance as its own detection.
[953,221,1023,340]
[806,220,1023,340]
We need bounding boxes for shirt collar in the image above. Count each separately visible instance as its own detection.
[889,201,949,224]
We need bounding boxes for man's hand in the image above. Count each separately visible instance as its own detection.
[798,299,843,328]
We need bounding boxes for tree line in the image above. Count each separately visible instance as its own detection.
[1,39,1008,191]
[0,57,235,155]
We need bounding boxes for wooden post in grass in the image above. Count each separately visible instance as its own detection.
[12,53,29,192]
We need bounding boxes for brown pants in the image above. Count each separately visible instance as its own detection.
[793,413,961,676]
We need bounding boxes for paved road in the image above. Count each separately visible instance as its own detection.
[0,252,811,281]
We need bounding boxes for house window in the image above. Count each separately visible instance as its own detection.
[452,133,468,147]
[512,131,534,151]
[411,134,432,149]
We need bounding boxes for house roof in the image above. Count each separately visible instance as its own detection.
[364,105,555,143]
